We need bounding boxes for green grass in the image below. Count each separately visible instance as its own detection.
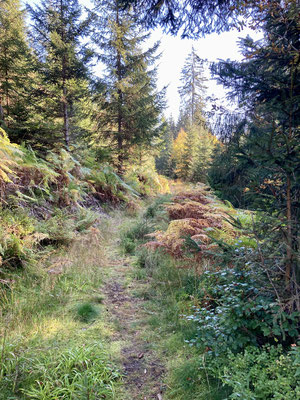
[75,302,99,323]
[0,219,121,400]
[120,194,171,255]
[120,196,231,399]
[130,245,227,399]
[0,339,120,400]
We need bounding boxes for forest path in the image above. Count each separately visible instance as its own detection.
[101,212,165,400]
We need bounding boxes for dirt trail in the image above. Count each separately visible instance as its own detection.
[102,218,165,400]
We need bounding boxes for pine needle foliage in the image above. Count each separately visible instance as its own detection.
[92,0,165,174]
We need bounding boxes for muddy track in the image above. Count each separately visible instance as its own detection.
[102,255,165,399]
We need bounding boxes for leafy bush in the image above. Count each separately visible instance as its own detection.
[75,207,99,232]
[36,210,76,246]
[143,194,171,219]
[185,267,299,355]
[216,345,300,400]
[0,128,23,187]
[125,164,170,196]
[87,164,139,204]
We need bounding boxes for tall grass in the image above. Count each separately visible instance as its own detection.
[0,220,120,399]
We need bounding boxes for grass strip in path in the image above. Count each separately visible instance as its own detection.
[101,211,165,400]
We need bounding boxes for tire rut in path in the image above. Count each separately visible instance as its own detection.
[103,264,165,400]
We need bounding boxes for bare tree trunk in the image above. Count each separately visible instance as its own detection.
[60,0,70,150]
[117,134,123,175]
[191,47,195,124]
[285,175,292,286]
[4,47,10,126]
[62,84,70,150]
[0,100,4,122]
[116,5,123,175]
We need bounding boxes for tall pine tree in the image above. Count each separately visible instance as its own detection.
[0,0,33,139]
[177,47,215,181]
[92,0,165,174]
[210,0,300,293]
[156,117,174,177]
[28,0,93,150]
[178,46,207,126]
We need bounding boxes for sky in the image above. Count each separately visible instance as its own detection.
[141,27,262,120]
[25,0,263,120]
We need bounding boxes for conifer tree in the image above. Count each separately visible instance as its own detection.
[168,115,177,140]
[176,107,190,133]
[93,0,165,174]
[192,128,218,182]
[180,124,197,180]
[156,118,174,177]
[122,0,244,38]
[172,128,187,179]
[178,46,207,126]
[176,47,216,181]
[0,0,32,138]
[210,0,300,292]
[28,0,93,149]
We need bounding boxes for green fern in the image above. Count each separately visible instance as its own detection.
[0,128,23,184]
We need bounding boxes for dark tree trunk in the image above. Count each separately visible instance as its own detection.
[62,83,70,150]
[60,0,70,150]
[116,5,123,175]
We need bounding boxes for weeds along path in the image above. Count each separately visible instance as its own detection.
[102,211,165,400]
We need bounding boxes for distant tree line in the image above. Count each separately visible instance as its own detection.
[156,47,218,182]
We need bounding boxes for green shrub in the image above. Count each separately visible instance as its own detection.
[217,345,300,400]
[184,267,299,355]
[36,210,76,245]
[120,219,154,254]
[87,164,138,203]
[143,194,171,219]
[75,207,99,232]
[0,128,23,186]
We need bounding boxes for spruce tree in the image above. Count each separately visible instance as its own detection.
[177,48,215,181]
[122,0,244,37]
[178,46,207,126]
[93,0,165,174]
[28,0,93,150]
[192,127,217,183]
[156,118,174,177]
[0,0,32,138]
[211,0,300,292]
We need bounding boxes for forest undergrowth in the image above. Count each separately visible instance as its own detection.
[0,216,123,399]
[1,0,299,398]
[120,184,300,400]
[1,180,299,399]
